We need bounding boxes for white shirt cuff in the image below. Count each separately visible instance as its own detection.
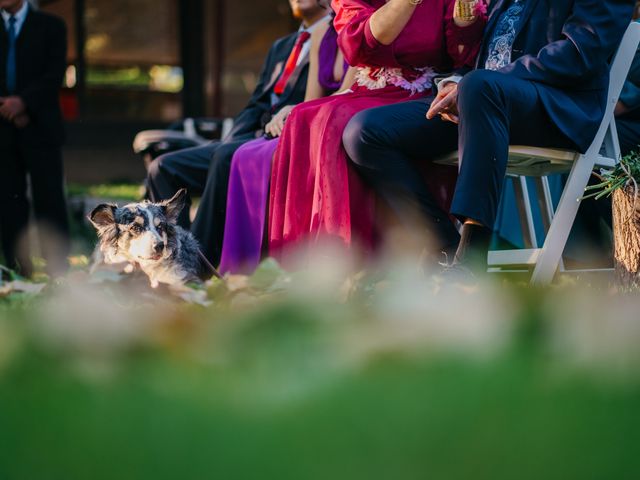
[435,75,463,92]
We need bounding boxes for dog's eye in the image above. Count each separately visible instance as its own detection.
[131,224,144,234]
[157,223,166,233]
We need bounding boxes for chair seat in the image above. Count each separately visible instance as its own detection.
[434,145,579,176]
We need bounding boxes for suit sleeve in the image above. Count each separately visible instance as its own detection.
[20,17,67,115]
[332,0,399,68]
[225,42,279,139]
[499,0,635,87]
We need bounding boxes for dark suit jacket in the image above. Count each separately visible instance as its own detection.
[225,31,310,141]
[0,6,67,146]
[478,0,635,153]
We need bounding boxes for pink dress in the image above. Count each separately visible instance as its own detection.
[268,0,484,262]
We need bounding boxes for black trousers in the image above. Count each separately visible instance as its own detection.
[343,97,461,252]
[0,124,70,276]
[146,138,248,266]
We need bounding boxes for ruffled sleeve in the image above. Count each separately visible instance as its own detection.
[443,0,486,69]
[332,0,400,68]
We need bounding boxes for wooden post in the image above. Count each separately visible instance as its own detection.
[613,186,640,289]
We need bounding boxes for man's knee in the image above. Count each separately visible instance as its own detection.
[147,152,174,182]
[343,110,386,169]
[458,70,505,108]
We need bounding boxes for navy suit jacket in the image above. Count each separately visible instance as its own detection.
[0,6,67,145]
[225,31,310,142]
[478,0,635,152]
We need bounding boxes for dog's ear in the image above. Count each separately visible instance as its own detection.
[88,204,117,236]
[161,189,187,223]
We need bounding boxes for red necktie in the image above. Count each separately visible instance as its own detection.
[274,31,311,95]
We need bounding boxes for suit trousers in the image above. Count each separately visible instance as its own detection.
[0,124,70,276]
[146,138,249,266]
[343,97,461,252]
[452,70,575,228]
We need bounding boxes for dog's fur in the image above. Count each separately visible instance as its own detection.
[88,189,202,288]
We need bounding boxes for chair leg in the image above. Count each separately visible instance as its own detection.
[531,153,597,284]
[512,175,538,249]
[533,176,554,233]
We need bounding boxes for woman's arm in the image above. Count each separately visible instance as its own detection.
[332,0,400,67]
[368,0,419,46]
[335,66,358,93]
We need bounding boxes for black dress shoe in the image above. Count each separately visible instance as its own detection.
[452,223,492,272]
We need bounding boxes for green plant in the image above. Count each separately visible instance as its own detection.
[584,150,640,200]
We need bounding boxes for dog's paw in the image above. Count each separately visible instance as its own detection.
[124,264,135,274]
[150,279,160,289]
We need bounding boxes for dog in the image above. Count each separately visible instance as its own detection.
[88,189,207,288]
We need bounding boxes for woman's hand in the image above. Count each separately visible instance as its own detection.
[453,0,485,28]
[265,105,294,138]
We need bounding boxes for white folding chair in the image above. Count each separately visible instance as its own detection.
[436,21,640,284]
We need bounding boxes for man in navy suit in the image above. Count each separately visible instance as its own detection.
[0,0,69,277]
[147,0,330,267]
[344,0,635,275]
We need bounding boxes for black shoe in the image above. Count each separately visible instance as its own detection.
[436,261,478,288]
[452,223,492,274]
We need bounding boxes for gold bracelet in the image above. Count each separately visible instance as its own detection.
[454,0,478,22]
[409,0,423,5]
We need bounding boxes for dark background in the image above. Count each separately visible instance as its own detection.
[34,0,299,184]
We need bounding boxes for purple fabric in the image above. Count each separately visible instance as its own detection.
[219,25,345,274]
[318,24,347,93]
[218,137,279,274]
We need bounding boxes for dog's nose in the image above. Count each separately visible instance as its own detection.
[154,242,165,253]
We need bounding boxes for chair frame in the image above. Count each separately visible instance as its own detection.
[438,22,640,284]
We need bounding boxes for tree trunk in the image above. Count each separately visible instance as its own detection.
[613,186,640,289]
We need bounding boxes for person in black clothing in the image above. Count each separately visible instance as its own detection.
[147,0,330,267]
[0,0,69,277]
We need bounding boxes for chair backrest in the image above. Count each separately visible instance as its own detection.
[594,21,640,163]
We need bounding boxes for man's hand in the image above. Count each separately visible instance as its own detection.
[0,96,27,122]
[265,105,294,138]
[14,113,30,129]
[426,82,459,124]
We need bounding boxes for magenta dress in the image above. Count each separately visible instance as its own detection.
[268,0,485,262]
[218,25,346,274]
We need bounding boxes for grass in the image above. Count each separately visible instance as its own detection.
[67,183,143,202]
[1,256,640,479]
[0,185,639,479]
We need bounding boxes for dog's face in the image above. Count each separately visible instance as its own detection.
[89,189,187,265]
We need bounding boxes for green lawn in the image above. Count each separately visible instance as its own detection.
[1,261,639,479]
[0,184,638,479]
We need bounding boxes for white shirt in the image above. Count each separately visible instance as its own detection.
[1,0,29,37]
[271,14,332,104]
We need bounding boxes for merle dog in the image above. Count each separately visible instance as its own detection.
[88,189,210,288]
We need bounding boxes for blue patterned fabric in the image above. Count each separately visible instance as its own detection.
[6,16,17,94]
[485,0,526,71]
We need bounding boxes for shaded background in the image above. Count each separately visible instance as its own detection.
[34,0,299,184]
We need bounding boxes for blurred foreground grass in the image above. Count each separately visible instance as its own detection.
[1,258,640,479]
